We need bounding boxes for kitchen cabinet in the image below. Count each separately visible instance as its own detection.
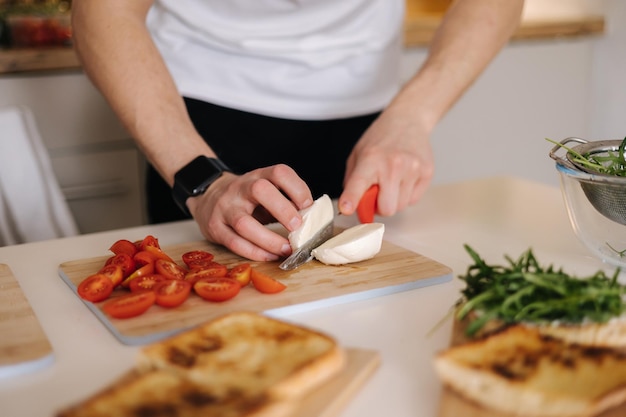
[0,71,146,234]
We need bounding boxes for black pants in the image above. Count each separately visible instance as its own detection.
[146,98,380,223]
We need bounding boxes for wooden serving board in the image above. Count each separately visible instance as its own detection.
[59,238,452,345]
[290,347,379,417]
[0,263,54,378]
[436,321,626,417]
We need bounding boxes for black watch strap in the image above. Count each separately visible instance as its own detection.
[172,156,231,215]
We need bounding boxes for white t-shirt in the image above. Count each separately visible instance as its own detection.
[146,0,404,120]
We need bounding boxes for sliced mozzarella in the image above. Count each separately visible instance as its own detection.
[312,223,384,265]
[288,194,334,250]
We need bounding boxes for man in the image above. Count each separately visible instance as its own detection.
[71,0,524,261]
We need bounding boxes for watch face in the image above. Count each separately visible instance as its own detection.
[176,156,227,196]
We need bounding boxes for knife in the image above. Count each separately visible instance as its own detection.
[279,220,334,271]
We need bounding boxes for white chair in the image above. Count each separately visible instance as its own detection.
[0,105,79,245]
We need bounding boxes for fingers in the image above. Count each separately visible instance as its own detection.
[191,165,313,261]
[340,147,434,218]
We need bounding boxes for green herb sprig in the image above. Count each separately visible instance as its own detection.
[456,244,625,337]
[547,136,626,176]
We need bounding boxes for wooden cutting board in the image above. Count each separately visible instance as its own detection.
[279,347,379,417]
[60,347,379,417]
[59,238,452,345]
[436,320,626,417]
[0,263,54,378]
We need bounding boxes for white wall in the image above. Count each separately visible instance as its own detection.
[400,1,610,189]
[589,0,626,140]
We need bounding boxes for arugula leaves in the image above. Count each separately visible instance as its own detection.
[456,245,625,337]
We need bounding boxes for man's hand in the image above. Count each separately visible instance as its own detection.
[187,164,313,262]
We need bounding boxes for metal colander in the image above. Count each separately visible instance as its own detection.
[549,137,626,226]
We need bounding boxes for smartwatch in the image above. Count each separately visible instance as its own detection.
[172,156,231,215]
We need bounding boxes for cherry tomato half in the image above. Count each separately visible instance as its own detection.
[129,274,166,293]
[154,279,192,308]
[250,269,286,294]
[139,235,161,251]
[122,262,155,288]
[194,277,241,302]
[155,259,187,281]
[184,262,228,284]
[78,274,114,302]
[182,250,214,269]
[227,263,252,287]
[102,291,156,319]
[98,263,124,287]
[109,239,138,257]
[144,245,175,263]
[105,253,135,278]
[133,250,157,268]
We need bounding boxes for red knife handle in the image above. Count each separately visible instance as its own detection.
[357,184,379,223]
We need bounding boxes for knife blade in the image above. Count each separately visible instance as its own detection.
[279,220,334,271]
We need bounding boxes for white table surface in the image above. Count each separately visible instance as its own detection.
[0,176,619,417]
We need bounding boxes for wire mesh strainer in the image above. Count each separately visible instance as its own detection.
[549,137,626,226]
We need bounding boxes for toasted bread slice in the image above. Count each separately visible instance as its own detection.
[58,312,345,417]
[533,317,626,348]
[455,313,626,349]
[435,325,626,417]
[57,369,294,417]
[138,311,345,400]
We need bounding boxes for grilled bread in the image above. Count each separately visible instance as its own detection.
[137,311,346,400]
[533,317,626,348]
[454,313,626,349]
[435,324,626,417]
[58,312,345,417]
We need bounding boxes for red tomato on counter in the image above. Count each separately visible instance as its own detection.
[122,262,155,288]
[250,269,286,294]
[194,277,240,302]
[182,250,215,269]
[154,280,192,308]
[155,259,187,281]
[105,253,135,278]
[184,262,228,284]
[97,264,124,287]
[77,235,287,318]
[129,274,166,293]
[227,263,252,287]
[78,274,114,302]
[109,239,137,257]
[103,292,156,319]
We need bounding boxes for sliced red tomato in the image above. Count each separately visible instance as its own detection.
[105,253,135,278]
[129,274,166,293]
[194,277,241,302]
[155,259,187,281]
[227,263,252,287]
[102,291,156,319]
[250,269,287,294]
[182,250,214,269]
[122,262,155,288]
[139,235,161,251]
[357,184,379,224]
[97,264,124,287]
[154,279,192,308]
[144,245,174,263]
[133,250,157,267]
[78,274,114,302]
[109,239,138,257]
[184,262,228,284]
